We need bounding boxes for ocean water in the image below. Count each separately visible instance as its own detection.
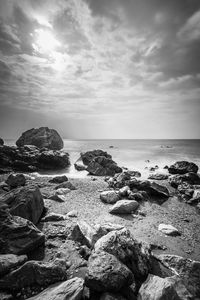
[5,139,200,178]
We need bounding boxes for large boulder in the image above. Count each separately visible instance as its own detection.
[0,260,67,292]
[85,250,134,292]
[5,173,26,189]
[168,161,198,175]
[129,180,169,199]
[94,229,151,284]
[0,254,27,277]
[81,150,112,165]
[109,200,139,214]
[16,127,64,150]
[1,185,44,224]
[27,277,84,300]
[87,156,122,176]
[0,208,45,255]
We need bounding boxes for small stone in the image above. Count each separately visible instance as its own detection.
[158,224,181,236]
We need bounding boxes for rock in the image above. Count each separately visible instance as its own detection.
[49,175,68,184]
[1,185,44,224]
[81,150,112,165]
[156,254,200,298]
[169,172,200,188]
[27,277,84,300]
[0,137,4,146]
[94,229,151,283]
[100,292,127,300]
[129,180,170,199]
[85,251,134,292]
[109,200,139,214]
[41,213,66,222]
[87,156,122,176]
[5,173,26,188]
[109,172,131,188]
[168,161,198,175]
[138,274,191,300]
[16,127,64,150]
[67,210,78,217]
[148,173,169,180]
[49,188,71,202]
[177,182,194,197]
[0,260,67,292]
[126,170,141,178]
[189,189,200,204]
[128,191,149,201]
[0,254,27,276]
[119,186,130,197]
[158,224,180,236]
[55,181,76,190]
[74,158,87,171]
[100,191,119,204]
[0,292,13,300]
[37,150,70,170]
[0,208,45,255]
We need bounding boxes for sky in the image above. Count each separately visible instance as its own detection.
[0,0,200,139]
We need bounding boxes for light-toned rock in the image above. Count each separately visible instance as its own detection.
[109,200,139,214]
[119,186,130,198]
[41,213,66,222]
[100,190,119,204]
[158,224,180,236]
[67,210,78,217]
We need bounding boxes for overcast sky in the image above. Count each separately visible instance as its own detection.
[0,0,200,139]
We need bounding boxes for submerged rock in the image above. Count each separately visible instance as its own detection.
[168,161,198,175]
[129,180,170,199]
[85,250,134,292]
[16,127,64,150]
[109,200,139,214]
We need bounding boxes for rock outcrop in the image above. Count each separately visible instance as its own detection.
[168,161,198,175]
[16,127,64,150]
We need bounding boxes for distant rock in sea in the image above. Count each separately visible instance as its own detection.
[16,127,64,150]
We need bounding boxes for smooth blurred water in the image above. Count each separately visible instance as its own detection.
[5,139,200,178]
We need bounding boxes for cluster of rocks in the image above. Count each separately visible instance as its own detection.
[74,150,122,176]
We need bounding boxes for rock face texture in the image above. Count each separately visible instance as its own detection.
[0,145,70,173]
[16,127,64,150]
[27,277,84,300]
[85,251,134,292]
[168,161,198,174]
[0,254,27,277]
[1,185,44,224]
[74,150,122,176]
[0,208,45,255]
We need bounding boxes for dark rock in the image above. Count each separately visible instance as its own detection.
[55,181,76,190]
[1,185,44,224]
[169,172,200,188]
[0,208,45,255]
[100,191,119,204]
[128,191,149,201]
[87,156,122,176]
[129,180,169,199]
[37,150,70,170]
[109,172,131,188]
[27,277,84,300]
[49,175,68,184]
[109,200,139,214]
[94,229,151,284]
[16,127,64,150]
[168,161,198,175]
[0,260,67,292]
[0,138,4,146]
[189,189,200,204]
[41,213,66,222]
[5,173,26,189]
[126,170,141,178]
[0,292,13,300]
[0,254,27,277]
[85,250,134,292]
[81,150,112,165]
[100,292,127,300]
[148,173,168,180]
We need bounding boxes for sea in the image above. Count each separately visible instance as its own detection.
[5,139,200,179]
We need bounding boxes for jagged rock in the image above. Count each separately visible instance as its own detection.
[109,200,139,214]
[1,185,44,224]
[100,292,127,300]
[158,224,180,236]
[55,181,76,190]
[168,161,198,175]
[41,213,66,222]
[109,172,131,188]
[0,208,45,255]
[27,277,84,300]
[0,254,27,276]
[85,251,134,292]
[126,170,141,178]
[5,173,26,189]
[0,260,67,292]
[148,173,169,180]
[16,127,64,150]
[169,172,200,188]
[128,191,149,201]
[138,274,192,300]
[0,138,4,146]
[37,150,70,170]
[94,229,151,283]
[49,175,68,184]
[74,158,87,171]
[129,180,170,199]
[81,150,112,165]
[100,191,119,204]
[87,156,122,176]
[156,254,200,298]
[119,186,130,197]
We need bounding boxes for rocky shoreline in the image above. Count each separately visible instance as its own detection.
[0,131,200,300]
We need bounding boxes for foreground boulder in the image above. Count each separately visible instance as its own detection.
[94,229,151,284]
[5,173,26,189]
[109,200,139,214]
[0,260,67,292]
[27,277,84,300]
[85,251,134,292]
[129,180,170,199]
[1,185,44,224]
[168,161,198,175]
[0,208,45,255]
[16,127,64,150]
[0,254,27,277]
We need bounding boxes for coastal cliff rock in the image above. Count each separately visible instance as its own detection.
[16,127,64,150]
[1,185,44,224]
[168,161,198,174]
[74,150,122,176]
